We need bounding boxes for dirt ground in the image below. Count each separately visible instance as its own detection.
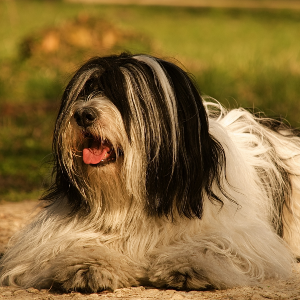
[1,201,300,300]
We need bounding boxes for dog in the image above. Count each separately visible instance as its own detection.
[1,53,300,292]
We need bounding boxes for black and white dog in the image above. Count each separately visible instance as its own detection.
[1,53,300,292]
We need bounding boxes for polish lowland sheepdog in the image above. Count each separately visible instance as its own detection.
[1,53,300,292]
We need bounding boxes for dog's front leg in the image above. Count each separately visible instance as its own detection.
[37,246,141,292]
[148,237,262,290]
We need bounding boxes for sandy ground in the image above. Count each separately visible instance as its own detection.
[1,201,300,299]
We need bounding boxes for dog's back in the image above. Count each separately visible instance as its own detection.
[207,101,300,257]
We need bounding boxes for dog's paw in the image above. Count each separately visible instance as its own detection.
[148,257,213,290]
[53,261,137,292]
[38,246,140,292]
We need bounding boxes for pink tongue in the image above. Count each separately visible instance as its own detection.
[83,146,110,165]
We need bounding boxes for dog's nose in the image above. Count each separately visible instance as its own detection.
[74,108,98,128]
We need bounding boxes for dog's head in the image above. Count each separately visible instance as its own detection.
[43,53,225,219]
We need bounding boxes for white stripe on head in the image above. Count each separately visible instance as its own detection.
[133,55,179,162]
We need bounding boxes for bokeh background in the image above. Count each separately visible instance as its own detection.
[1,0,300,202]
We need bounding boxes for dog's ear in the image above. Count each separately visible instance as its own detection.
[41,61,106,213]
[41,63,102,213]
[134,57,226,219]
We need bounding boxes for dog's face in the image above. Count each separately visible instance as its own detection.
[43,53,225,219]
[72,97,124,167]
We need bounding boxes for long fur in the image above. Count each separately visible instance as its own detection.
[1,53,300,292]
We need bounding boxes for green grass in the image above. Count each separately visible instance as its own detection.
[1,1,300,200]
[0,103,55,201]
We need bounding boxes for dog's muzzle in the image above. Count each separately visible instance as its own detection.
[73,107,118,167]
[74,107,98,128]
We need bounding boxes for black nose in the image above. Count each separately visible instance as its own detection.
[74,107,98,128]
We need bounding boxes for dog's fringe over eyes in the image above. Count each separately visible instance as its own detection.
[1,52,300,292]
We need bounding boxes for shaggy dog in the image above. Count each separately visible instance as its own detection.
[1,53,300,292]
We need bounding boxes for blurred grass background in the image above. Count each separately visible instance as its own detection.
[1,0,300,201]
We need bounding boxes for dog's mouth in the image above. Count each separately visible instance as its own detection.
[82,132,117,166]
